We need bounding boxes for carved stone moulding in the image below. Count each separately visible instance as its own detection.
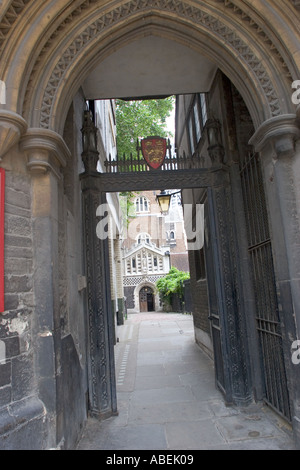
[20,128,71,177]
[0,110,28,160]
[249,114,300,159]
[35,0,283,130]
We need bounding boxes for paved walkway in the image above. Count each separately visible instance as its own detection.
[76,312,296,450]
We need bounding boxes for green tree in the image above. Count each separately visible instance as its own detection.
[156,267,190,308]
[116,97,175,222]
[116,97,175,157]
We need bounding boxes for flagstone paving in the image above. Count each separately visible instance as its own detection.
[76,311,296,450]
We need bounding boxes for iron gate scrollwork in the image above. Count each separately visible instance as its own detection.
[205,184,251,405]
[204,196,226,395]
[240,152,291,421]
[81,180,118,420]
[80,109,259,416]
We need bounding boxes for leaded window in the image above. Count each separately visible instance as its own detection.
[136,196,150,213]
[187,93,208,155]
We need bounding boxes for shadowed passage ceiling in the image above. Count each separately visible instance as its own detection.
[82,36,217,100]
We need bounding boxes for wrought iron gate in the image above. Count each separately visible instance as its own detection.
[204,197,226,395]
[240,152,291,421]
[81,110,259,415]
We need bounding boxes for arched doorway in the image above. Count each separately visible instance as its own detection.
[0,0,299,450]
[139,286,155,312]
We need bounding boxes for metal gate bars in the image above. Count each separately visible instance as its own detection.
[240,152,291,421]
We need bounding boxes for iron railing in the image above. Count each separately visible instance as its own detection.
[240,151,291,421]
[104,151,204,173]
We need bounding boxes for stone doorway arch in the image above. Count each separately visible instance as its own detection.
[139,286,155,312]
[135,281,159,313]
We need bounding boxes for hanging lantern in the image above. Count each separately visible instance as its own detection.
[156,190,172,215]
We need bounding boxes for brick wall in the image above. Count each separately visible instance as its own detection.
[4,171,33,313]
[124,286,135,309]
[1,169,34,393]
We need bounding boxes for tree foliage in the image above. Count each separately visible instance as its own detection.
[116,97,175,222]
[115,97,175,157]
[156,267,190,306]
[119,190,138,228]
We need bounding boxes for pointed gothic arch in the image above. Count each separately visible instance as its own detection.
[0,0,299,135]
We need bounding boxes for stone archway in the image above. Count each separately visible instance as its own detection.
[1,1,298,130]
[139,286,155,312]
[22,2,296,133]
[135,282,159,312]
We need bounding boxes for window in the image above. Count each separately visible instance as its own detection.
[188,117,195,155]
[137,233,151,244]
[193,100,201,142]
[200,93,207,125]
[187,93,208,155]
[166,229,176,246]
[136,196,149,213]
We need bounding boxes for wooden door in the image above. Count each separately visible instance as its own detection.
[139,287,148,311]
[139,286,154,312]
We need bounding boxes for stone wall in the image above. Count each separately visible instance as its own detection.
[0,148,47,449]
[0,90,90,450]
[57,92,88,449]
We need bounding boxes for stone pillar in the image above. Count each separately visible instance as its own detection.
[80,174,118,419]
[20,128,70,448]
[0,111,27,161]
[250,114,300,448]
[0,112,50,450]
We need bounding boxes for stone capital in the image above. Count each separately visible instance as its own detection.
[249,114,300,159]
[0,110,28,160]
[20,128,71,177]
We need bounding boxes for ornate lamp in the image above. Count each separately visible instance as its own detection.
[156,190,171,215]
[156,189,181,215]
